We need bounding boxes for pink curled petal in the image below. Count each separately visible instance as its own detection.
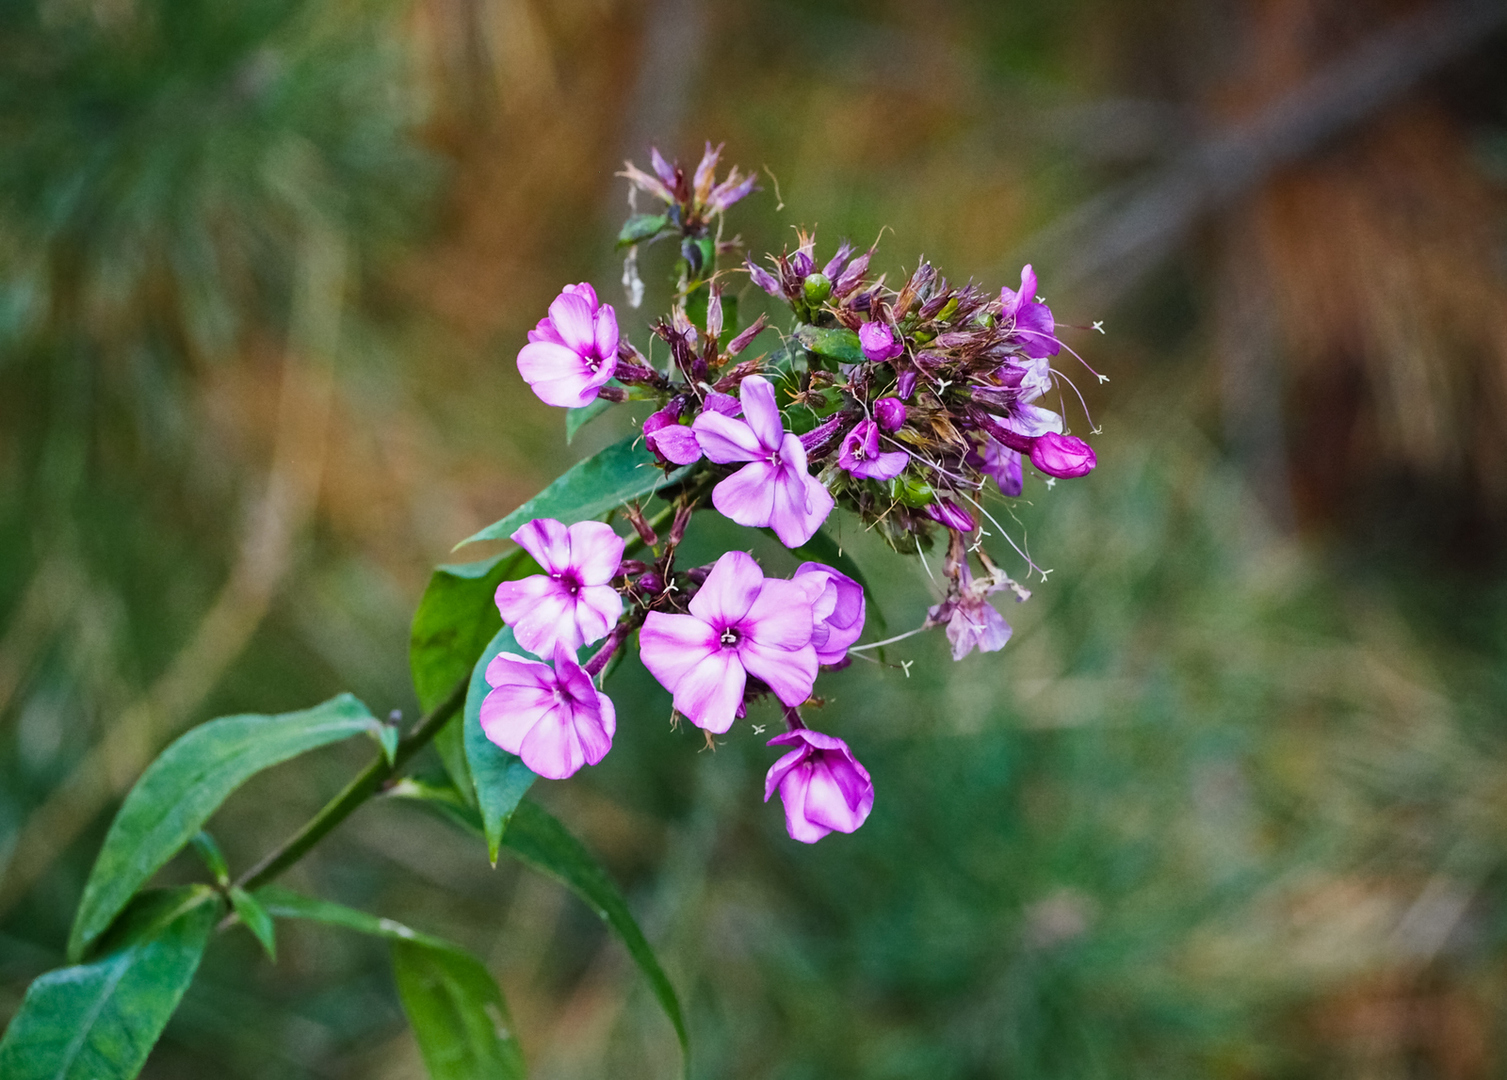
[801,758,873,834]
[528,317,565,346]
[646,424,703,465]
[565,521,624,584]
[572,585,623,646]
[565,281,599,310]
[1014,304,1060,359]
[1019,264,1039,305]
[517,704,586,779]
[738,375,784,451]
[509,587,583,656]
[739,639,817,707]
[483,651,552,693]
[741,577,814,651]
[688,551,764,626]
[779,767,833,843]
[576,694,615,767]
[764,744,811,801]
[592,304,619,361]
[692,411,765,463]
[531,375,601,409]
[548,292,597,353]
[712,461,780,529]
[671,649,746,734]
[703,391,741,417]
[517,341,594,400]
[638,612,720,694]
[510,518,573,575]
[1012,403,1064,438]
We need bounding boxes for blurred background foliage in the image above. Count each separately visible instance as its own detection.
[3,0,1507,1076]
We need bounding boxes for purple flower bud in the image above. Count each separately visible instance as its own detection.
[873,397,906,432]
[896,369,918,400]
[643,403,703,465]
[637,571,664,594]
[649,146,678,190]
[923,498,976,533]
[746,258,782,297]
[1029,432,1096,478]
[823,242,855,280]
[790,251,814,279]
[858,322,904,363]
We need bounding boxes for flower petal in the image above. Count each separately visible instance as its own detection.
[738,639,817,707]
[692,411,764,463]
[740,577,814,651]
[565,521,624,585]
[646,423,704,465]
[779,766,833,843]
[711,460,779,530]
[510,518,572,575]
[517,704,586,779]
[593,304,619,362]
[548,291,597,354]
[688,550,764,626]
[639,612,720,694]
[670,648,746,734]
[738,375,784,451]
[764,744,811,801]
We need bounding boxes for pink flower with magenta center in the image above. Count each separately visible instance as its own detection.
[764,728,874,843]
[517,283,619,408]
[691,375,834,548]
[837,419,909,481]
[792,562,866,665]
[480,644,616,780]
[494,518,624,657]
[639,551,817,734]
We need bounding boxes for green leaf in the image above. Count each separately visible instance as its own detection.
[188,831,229,886]
[565,395,615,445]
[784,523,888,634]
[457,435,692,548]
[795,325,864,364]
[254,886,526,1077]
[228,887,276,962]
[410,550,539,803]
[463,627,538,864]
[388,788,690,1074]
[616,212,669,248]
[392,940,526,1080]
[374,722,400,767]
[0,887,218,1080]
[68,693,384,961]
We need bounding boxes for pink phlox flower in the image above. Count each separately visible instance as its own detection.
[926,562,1018,661]
[999,264,1061,359]
[858,322,904,363]
[638,551,818,734]
[517,284,619,408]
[691,375,835,548]
[764,728,874,843]
[480,644,616,780]
[792,562,866,665]
[494,518,624,656]
[837,419,909,481]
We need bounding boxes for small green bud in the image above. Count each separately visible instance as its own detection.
[802,272,832,304]
[887,475,935,508]
[935,297,959,323]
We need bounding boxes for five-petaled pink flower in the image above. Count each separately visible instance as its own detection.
[517,283,619,408]
[792,562,866,665]
[692,375,834,548]
[481,645,616,779]
[764,728,874,843]
[837,419,909,481]
[639,551,817,733]
[494,518,624,657]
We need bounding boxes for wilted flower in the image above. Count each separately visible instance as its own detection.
[692,375,834,548]
[494,518,624,656]
[792,562,866,665]
[927,560,1016,661]
[764,728,875,843]
[639,551,817,733]
[837,419,909,481]
[516,285,619,408]
[923,498,977,533]
[979,439,1024,496]
[481,645,616,780]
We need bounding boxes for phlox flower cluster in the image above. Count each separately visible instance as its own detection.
[482,143,1107,842]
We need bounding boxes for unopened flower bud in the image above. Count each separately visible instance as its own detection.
[802,272,832,304]
[790,251,815,279]
[896,369,918,399]
[637,571,664,594]
[923,498,976,532]
[886,475,934,509]
[1029,432,1096,478]
[858,322,904,363]
[874,397,906,431]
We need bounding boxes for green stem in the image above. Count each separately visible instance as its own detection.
[236,673,470,891]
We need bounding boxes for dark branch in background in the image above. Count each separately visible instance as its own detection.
[1024,0,1507,307]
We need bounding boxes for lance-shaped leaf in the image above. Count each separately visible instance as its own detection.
[393,941,526,1080]
[0,887,218,1080]
[458,435,692,548]
[388,784,689,1073]
[795,325,864,364]
[255,886,523,1080]
[463,626,538,863]
[68,693,384,961]
[616,212,669,248]
[410,549,539,802]
[565,396,616,444]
